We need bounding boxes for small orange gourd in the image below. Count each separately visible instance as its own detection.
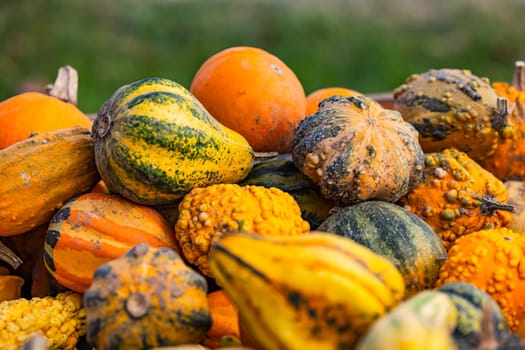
[305,87,363,115]
[190,46,307,153]
[0,66,92,149]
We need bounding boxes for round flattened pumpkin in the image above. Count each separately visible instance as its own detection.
[84,243,211,349]
[190,46,307,153]
[292,95,425,206]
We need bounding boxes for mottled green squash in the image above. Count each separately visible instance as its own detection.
[437,281,510,342]
[318,200,447,297]
[393,68,513,162]
[239,154,334,229]
[92,77,255,205]
[355,290,458,350]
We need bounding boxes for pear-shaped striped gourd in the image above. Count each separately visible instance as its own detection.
[92,77,254,205]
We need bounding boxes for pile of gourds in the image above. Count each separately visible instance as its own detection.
[1,47,525,350]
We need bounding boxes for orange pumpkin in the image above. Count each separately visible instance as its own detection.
[305,87,362,116]
[44,192,180,293]
[201,290,240,348]
[190,46,307,154]
[481,60,525,180]
[0,66,92,149]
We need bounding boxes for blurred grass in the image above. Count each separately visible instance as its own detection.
[1,0,525,113]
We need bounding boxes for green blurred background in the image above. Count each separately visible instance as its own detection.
[2,0,525,113]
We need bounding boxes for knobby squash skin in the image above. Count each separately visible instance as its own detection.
[393,68,513,162]
[292,95,424,206]
[238,154,335,229]
[92,77,254,205]
[84,243,211,350]
[399,148,513,250]
[175,184,310,277]
[0,127,100,236]
[208,232,405,350]
[44,192,180,293]
[318,201,447,297]
[435,228,525,331]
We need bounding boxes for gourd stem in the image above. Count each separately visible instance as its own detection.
[480,195,514,215]
[252,151,279,166]
[511,60,525,91]
[126,291,150,319]
[45,65,79,105]
[490,97,509,133]
[0,241,23,270]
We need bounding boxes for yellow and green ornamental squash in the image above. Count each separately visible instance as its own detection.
[91,77,257,205]
[208,231,405,350]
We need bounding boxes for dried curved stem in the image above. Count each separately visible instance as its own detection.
[45,65,79,105]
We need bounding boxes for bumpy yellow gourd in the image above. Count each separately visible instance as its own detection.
[175,184,310,276]
[0,292,86,350]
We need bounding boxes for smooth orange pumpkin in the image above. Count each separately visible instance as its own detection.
[190,46,307,154]
[0,66,92,149]
[305,87,362,116]
[201,290,240,348]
